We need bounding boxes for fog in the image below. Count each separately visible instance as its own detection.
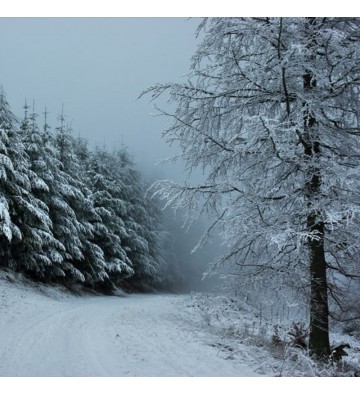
[0,17,200,179]
[0,17,221,291]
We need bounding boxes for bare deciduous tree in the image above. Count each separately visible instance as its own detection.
[143,17,360,359]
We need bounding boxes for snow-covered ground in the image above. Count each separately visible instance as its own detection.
[1,269,359,378]
[0,270,258,377]
[181,292,360,376]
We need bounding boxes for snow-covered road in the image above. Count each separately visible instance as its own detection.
[0,278,257,376]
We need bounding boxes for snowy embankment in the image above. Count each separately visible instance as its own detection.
[0,270,259,377]
[1,269,359,377]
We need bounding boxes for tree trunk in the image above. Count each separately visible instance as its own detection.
[303,17,330,359]
[303,130,330,358]
[307,212,330,358]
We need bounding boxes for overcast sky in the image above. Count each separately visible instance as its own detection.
[0,17,201,179]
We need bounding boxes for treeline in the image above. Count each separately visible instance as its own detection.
[0,90,179,293]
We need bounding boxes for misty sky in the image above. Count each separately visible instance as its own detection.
[0,17,201,179]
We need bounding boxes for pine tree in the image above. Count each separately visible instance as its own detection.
[0,91,60,279]
[111,148,164,291]
[52,111,110,287]
[1,88,171,294]
[86,147,134,285]
[18,102,70,279]
[88,147,169,291]
[0,90,20,262]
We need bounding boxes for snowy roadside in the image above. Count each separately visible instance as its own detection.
[1,269,359,377]
[175,292,360,376]
[0,269,73,321]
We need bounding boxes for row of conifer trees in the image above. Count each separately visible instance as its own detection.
[0,89,175,293]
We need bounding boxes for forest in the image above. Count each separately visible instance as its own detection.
[1,17,360,377]
[0,90,188,293]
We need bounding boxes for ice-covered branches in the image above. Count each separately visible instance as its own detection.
[144,17,360,359]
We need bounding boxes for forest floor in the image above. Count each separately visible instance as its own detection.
[0,269,359,379]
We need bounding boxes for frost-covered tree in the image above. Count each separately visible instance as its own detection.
[85,147,134,284]
[88,147,166,291]
[0,90,21,258]
[0,87,173,294]
[18,102,69,280]
[52,113,110,287]
[114,149,160,290]
[0,92,61,279]
[118,149,177,291]
[144,18,360,358]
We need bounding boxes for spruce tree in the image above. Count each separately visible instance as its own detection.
[111,148,165,291]
[86,147,134,285]
[52,111,109,287]
[0,91,60,279]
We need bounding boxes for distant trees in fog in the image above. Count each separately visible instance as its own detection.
[0,89,181,293]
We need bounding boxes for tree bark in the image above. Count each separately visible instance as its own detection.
[307,205,330,358]
[303,18,330,359]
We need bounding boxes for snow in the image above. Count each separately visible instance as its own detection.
[1,270,359,380]
[0,271,258,377]
[182,292,360,376]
